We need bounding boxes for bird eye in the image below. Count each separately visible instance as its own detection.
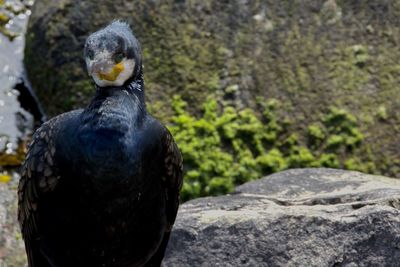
[87,50,94,60]
[114,53,125,63]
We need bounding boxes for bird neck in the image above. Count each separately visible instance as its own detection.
[123,70,146,106]
[82,72,147,132]
[94,68,146,106]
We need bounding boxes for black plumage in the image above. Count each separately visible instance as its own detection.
[18,21,183,267]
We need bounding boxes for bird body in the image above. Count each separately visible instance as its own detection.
[18,21,182,267]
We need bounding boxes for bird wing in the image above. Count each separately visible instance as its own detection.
[144,128,183,267]
[161,128,183,231]
[18,112,78,267]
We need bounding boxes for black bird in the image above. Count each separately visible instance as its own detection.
[18,21,183,267]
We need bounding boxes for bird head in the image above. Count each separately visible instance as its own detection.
[84,21,142,88]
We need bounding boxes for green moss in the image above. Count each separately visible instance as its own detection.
[256,149,287,174]
[315,153,340,168]
[344,157,377,174]
[322,107,364,151]
[308,123,325,141]
[288,146,315,168]
[19,0,400,200]
[206,177,234,196]
[376,105,388,121]
[168,96,379,201]
[351,44,369,67]
[170,96,286,200]
[224,84,239,94]
[326,135,344,150]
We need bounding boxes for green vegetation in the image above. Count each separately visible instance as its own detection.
[168,97,376,201]
[23,0,400,200]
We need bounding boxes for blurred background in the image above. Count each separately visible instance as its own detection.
[0,0,400,265]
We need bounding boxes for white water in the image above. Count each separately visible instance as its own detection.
[0,0,34,152]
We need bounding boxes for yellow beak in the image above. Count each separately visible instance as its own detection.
[98,62,125,81]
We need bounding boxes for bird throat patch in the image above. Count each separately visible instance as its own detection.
[98,62,125,81]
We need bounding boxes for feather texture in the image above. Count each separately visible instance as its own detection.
[18,22,182,267]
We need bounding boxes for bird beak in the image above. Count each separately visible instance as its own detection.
[87,61,125,82]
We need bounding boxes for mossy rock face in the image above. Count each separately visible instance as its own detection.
[25,0,236,117]
[25,0,400,187]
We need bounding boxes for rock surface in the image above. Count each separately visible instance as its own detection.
[0,173,26,267]
[1,168,400,266]
[163,168,400,267]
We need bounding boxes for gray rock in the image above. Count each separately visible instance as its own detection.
[3,168,400,266]
[163,168,400,267]
[0,173,26,267]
